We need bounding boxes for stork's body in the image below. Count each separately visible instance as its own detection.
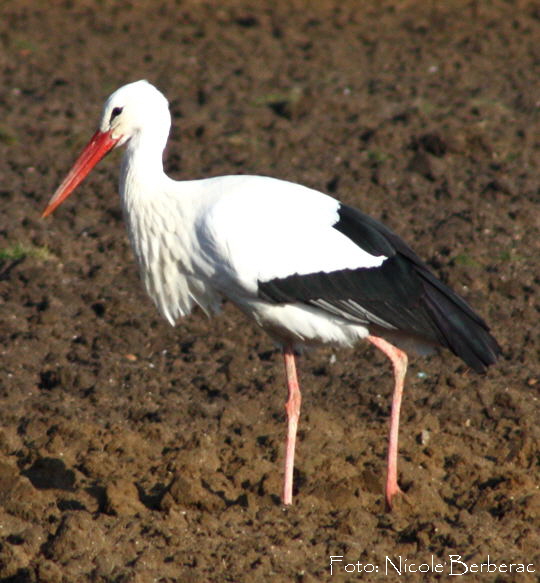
[43,81,500,508]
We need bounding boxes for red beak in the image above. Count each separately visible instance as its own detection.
[42,130,120,218]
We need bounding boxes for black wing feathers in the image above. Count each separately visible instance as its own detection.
[419,271,500,372]
[258,203,500,372]
[332,205,397,257]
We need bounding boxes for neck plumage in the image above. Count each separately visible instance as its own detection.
[115,128,199,326]
[119,129,168,204]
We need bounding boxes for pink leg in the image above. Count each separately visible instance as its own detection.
[282,346,302,505]
[367,335,408,510]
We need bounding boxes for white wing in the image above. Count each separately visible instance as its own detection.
[192,175,385,297]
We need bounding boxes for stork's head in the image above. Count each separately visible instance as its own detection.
[100,80,171,147]
[42,80,171,217]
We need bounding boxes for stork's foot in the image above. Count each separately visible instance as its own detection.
[385,481,405,512]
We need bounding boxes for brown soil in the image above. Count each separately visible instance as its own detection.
[1,1,539,582]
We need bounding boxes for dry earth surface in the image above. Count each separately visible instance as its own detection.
[0,1,539,581]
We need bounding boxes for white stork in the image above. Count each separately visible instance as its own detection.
[42,80,500,509]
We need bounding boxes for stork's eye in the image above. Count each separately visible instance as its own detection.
[110,106,123,122]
